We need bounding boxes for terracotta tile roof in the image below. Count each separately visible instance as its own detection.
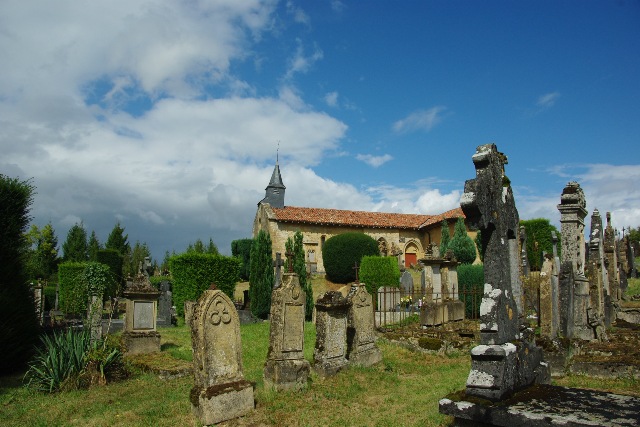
[271,206,465,230]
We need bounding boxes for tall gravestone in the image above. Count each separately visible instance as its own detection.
[346,282,382,366]
[558,182,596,341]
[157,280,173,327]
[122,271,161,355]
[539,253,557,339]
[314,291,350,377]
[190,288,254,425]
[588,209,610,328]
[519,225,530,277]
[263,269,310,391]
[400,270,414,296]
[604,212,620,303]
[457,144,549,401]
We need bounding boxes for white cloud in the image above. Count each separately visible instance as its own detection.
[393,106,447,133]
[356,153,393,168]
[325,91,339,107]
[284,39,324,79]
[286,1,310,25]
[536,92,560,108]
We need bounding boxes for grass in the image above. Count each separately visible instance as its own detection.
[1,321,470,427]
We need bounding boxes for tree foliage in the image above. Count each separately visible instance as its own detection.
[186,238,219,255]
[285,231,313,320]
[231,238,253,281]
[448,217,477,264]
[0,174,39,374]
[127,241,151,277]
[105,222,130,256]
[322,232,380,284]
[359,256,401,297]
[457,264,484,318]
[249,230,273,319]
[25,222,60,280]
[519,218,561,271]
[439,220,451,256]
[88,231,101,262]
[96,249,123,298]
[62,222,88,262]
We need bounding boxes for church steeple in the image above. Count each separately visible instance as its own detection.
[259,154,286,208]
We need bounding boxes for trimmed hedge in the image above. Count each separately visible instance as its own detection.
[96,249,123,298]
[322,232,380,284]
[457,264,484,318]
[58,262,88,316]
[169,253,240,316]
[359,256,401,297]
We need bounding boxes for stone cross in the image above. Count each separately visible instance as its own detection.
[273,252,285,289]
[353,262,360,283]
[285,250,295,273]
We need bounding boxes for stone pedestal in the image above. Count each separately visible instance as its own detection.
[314,291,350,377]
[122,272,161,355]
[346,283,382,367]
[420,300,465,326]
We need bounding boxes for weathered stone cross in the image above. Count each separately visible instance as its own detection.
[273,252,284,289]
[353,262,360,284]
[285,250,295,273]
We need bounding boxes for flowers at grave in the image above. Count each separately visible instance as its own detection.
[400,295,413,308]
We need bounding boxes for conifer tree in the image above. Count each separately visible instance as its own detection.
[448,217,477,264]
[249,230,273,319]
[439,219,451,256]
[62,222,88,262]
[285,231,313,320]
[88,230,101,261]
[25,222,59,280]
[105,222,130,256]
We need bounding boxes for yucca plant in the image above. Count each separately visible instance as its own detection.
[24,329,91,393]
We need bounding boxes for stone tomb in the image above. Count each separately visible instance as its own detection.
[190,289,254,425]
[419,256,465,326]
[263,271,310,391]
[314,291,350,377]
[122,272,161,355]
[346,282,382,367]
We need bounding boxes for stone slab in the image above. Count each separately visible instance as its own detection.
[191,380,255,425]
[122,331,161,355]
[440,384,640,426]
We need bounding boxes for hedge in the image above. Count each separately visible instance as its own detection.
[322,232,380,284]
[457,264,484,318]
[96,249,123,298]
[231,238,253,281]
[169,253,240,316]
[359,256,401,297]
[58,262,88,316]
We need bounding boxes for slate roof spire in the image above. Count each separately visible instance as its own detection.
[259,150,286,208]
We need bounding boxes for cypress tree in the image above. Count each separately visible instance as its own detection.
[448,217,477,264]
[249,230,273,319]
[439,220,451,256]
[62,222,88,262]
[285,231,313,320]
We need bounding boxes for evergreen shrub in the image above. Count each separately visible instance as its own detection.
[170,253,240,316]
[58,262,88,316]
[96,249,123,298]
[249,230,273,319]
[457,264,484,318]
[448,217,477,264]
[359,256,401,297]
[231,238,253,281]
[322,232,380,284]
[520,218,561,271]
[439,220,451,255]
[285,231,314,320]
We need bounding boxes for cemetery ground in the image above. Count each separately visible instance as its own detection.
[1,276,639,426]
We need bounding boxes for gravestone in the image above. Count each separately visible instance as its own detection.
[420,267,428,294]
[314,291,350,377]
[519,225,530,277]
[272,252,285,290]
[263,270,310,391]
[346,282,382,367]
[157,280,173,327]
[122,271,161,355]
[190,288,254,425]
[604,212,620,303]
[87,294,104,345]
[32,281,45,326]
[376,286,400,311]
[588,209,610,329]
[184,300,196,327]
[400,270,414,295]
[539,253,557,339]
[457,144,548,401]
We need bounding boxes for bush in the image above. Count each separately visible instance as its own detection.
[439,220,451,255]
[96,249,123,298]
[520,218,561,271]
[170,253,240,316]
[457,264,484,318]
[285,231,313,320]
[359,256,401,297]
[249,230,273,319]
[322,232,380,284]
[231,238,253,281]
[58,262,88,316]
[448,217,477,264]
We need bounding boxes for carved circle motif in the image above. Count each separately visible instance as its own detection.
[209,300,231,325]
[291,285,301,301]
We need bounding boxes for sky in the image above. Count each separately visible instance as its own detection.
[2,0,639,262]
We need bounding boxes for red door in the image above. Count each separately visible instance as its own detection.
[405,253,417,268]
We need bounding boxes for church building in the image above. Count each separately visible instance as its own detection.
[252,161,477,273]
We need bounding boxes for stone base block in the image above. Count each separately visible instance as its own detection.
[191,380,254,425]
[348,345,382,367]
[264,358,311,391]
[122,331,161,355]
[313,356,348,378]
[465,341,549,401]
[440,384,640,426]
[421,300,465,326]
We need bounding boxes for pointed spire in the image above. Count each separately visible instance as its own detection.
[258,147,286,208]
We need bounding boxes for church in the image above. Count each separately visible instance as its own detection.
[252,161,477,273]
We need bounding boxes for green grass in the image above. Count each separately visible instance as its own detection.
[626,277,640,298]
[1,322,469,427]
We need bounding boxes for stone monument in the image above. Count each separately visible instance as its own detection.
[454,144,549,401]
[122,269,161,355]
[263,255,310,391]
[346,276,382,367]
[190,287,254,425]
[314,291,350,377]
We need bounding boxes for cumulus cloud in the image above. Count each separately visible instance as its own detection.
[356,153,393,168]
[393,106,448,133]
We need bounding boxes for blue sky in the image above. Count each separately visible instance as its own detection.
[2,1,639,261]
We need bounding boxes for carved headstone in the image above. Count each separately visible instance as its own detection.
[190,289,254,425]
[400,270,414,296]
[263,272,310,391]
[459,144,548,401]
[314,291,350,377]
[346,282,382,366]
[122,272,161,355]
[588,209,609,328]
